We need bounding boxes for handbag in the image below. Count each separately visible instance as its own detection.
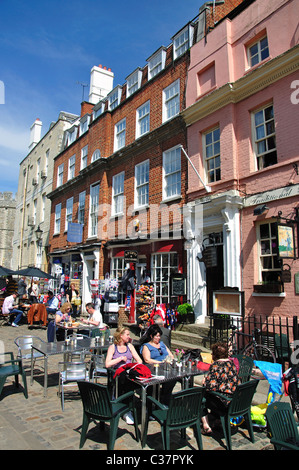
[73,296,81,306]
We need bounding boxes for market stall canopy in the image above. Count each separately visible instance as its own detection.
[13,267,55,279]
[0,265,14,276]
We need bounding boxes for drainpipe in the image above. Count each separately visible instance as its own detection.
[19,159,30,269]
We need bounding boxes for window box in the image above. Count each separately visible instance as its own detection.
[253,283,283,294]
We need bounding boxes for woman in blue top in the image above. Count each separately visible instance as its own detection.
[140,324,175,405]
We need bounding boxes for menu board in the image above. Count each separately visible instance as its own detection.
[171,274,186,296]
[213,290,244,316]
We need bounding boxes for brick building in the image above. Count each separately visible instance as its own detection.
[183,0,299,322]
[47,1,243,323]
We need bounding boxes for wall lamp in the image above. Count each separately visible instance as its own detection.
[253,204,269,216]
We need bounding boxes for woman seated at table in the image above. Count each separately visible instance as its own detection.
[105,326,142,424]
[201,341,241,435]
[140,324,175,405]
[54,302,72,341]
[55,302,72,325]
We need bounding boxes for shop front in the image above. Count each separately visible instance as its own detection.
[106,238,186,325]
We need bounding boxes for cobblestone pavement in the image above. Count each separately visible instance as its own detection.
[0,320,288,454]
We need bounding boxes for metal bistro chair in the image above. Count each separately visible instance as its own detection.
[265,402,299,450]
[143,386,205,450]
[58,361,89,411]
[14,335,45,378]
[0,352,28,400]
[77,380,139,450]
[205,379,259,450]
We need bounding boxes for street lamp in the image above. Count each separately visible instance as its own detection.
[35,225,43,243]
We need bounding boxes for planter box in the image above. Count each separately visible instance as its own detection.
[177,312,195,324]
[253,283,283,294]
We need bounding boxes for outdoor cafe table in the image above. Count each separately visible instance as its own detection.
[30,337,110,397]
[57,322,99,339]
[128,362,206,447]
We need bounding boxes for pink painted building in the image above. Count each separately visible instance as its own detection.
[183,0,299,323]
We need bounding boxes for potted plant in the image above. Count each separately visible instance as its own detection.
[176,303,195,324]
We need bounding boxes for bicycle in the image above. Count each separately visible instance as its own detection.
[221,325,276,363]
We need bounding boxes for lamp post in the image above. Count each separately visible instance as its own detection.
[35,225,43,268]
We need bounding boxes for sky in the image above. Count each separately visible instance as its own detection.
[0,0,204,195]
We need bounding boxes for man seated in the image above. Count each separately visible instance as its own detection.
[46,291,59,316]
[80,302,104,328]
[2,291,23,327]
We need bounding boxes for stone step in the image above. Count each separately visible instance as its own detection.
[170,338,211,354]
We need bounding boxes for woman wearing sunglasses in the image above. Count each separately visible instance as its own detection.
[140,324,175,405]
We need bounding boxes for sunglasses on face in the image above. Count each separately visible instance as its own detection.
[158,348,163,355]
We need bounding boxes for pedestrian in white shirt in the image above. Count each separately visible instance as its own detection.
[2,292,23,327]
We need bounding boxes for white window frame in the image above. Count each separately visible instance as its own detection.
[112,172,124,216]
[93,100,105,120]
[162,79,180,123]
[68,154,76,180]
[54,203,61,234]
[126,68,143,97]
[135,160,149,209]
[114,118,126,152]
[162,146,181,201]
[79,115,90,136]
[78,191,86,225]
[257,221,281,284]
[173,24,194,60]
[89,183,100,238]
[136,101,150,139]
[66,126,77,146]
[33,199,37,225]
[247,35,269,68]
[41,193,46,222]
[108,86,122,111]
[203,126,221,183]
[91,149,101,162]
[252,103,277,170]
[151,252,179,304]
[65,197,73,231]
[147,47,167,80]
[110,257,129,305]
[57,163,64,188]
[81,145,88,170]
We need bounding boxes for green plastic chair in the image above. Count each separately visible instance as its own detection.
[232,354,254,383]
[77,381,139,450]
[275,334,291,369]
[265,402,299,450]
[0,352,28,399]
[143,386,205,450]
[205,379,259,450]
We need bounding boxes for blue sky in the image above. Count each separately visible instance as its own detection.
[0,0,204,195]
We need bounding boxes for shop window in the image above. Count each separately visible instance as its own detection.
[151,252,178,304]
[110,257,129,305]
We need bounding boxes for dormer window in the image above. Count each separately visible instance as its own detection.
[173,24,194,60]
[79,116,90,136]
[147,47,167,80]
[108,86,122,111]
[93,100,106,120]
[126,68,143,97]
[66,126,78,146]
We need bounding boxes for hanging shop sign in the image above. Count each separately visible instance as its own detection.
[277,223,296,259]
[124,250,138,263]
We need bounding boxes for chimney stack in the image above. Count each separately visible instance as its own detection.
[89,65,114,104]
[29,118,42,151]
